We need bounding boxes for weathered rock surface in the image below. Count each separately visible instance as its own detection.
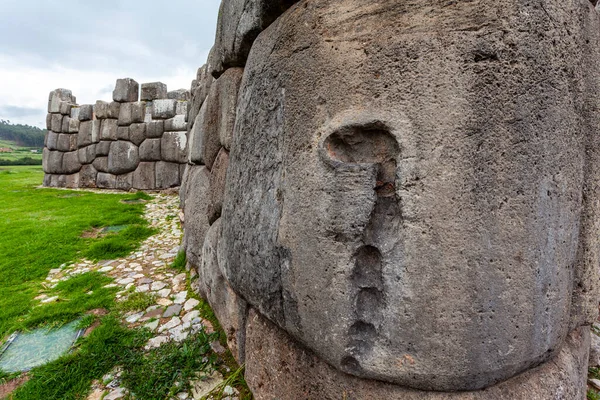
[141,82,167,101]
[218,0,600,391]
[146,121,164,138]
[161,132,187,164]
[118,102,146,126]
[79,164,98,187]
[182,166,210,270]
[100,119,118,141]
[61,151,81,174]
[139,139,161,161]
[133,162,156,190]
[113,78,139,103]
[108,141,140,175]
[78,144,96,165]
[78,120,100,148]
[129,123,146,146]
[57,133,77,152]
[156,161,180,188]
[78,104,94,121]
[207,148,228,225]
[167,89,189,101]
[152,99,177,120]
[95,101,121,119]
[97,172,117,189]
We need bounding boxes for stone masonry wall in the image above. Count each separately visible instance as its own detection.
[43,79,189,190]
[180,1,600,399]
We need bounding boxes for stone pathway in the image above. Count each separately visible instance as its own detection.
[35,192,237,400]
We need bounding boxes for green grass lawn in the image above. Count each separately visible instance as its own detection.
[0,166,153,337]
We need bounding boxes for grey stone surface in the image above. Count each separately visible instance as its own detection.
[78,144,96,165]
[591,333,600,368]
[161,131,187,163]
[61,151,81,174]
[156,161,180,188]
[92,156,108,173]
[96,140,111,156]
[167,89,190,101]
[151,99,177,119]
[132,162,156,190]
[176,101,187,116]
[46,131,59,150]
[44,150,63,174]
[48,89,73,113]
[188,65,214,131]
[245,310,591,400]
[78,120,100,148]
[79,164,98,188]
[61,116,70,133]
[207,148,229,225]
[216,0,600,391]
[117,126,129,141]
[115,173,133,191]
[113,78,139,102]
[118,102,146,126]
[164,115,186,132]
[67,117,80,133]
[100,119,118,141]
[97,172,117,189]
[46,114,52,130]
[57,133,78,152]
[146,121,164,138]
[139,138,161,161]
[95,101,121,119]
[209,0,297,77]
[57,173,80,188]
[141,82,167,101]
[129,123,146,146]
[51,113,63,133]
[199,218,248,363]
[59,101,72,116]
[108,141,140,175]
[188,101,217,168]
[78,104,94,121]
[70,107,80,121]
[182,166,210,270]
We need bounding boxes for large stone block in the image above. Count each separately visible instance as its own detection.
[167,89,190,101]
[209,0,298,77]
[217,0,600,391]
[56,134,78,152]
[151,99,177,119]
[79,164,98,188]
[108,141,140,175]
[48,89,73,113]
[117,126,129,141]
[164,115,186,132]
[199,218,248,363]
[188,68,242,167]
[146,121,164,138]
[115,173,133,191]
[129,123,146,146]
[96,141,111,156]
[61,151,81,174]
[141,82,167,101]
[139,138,161,161]
[92,156,108,173]
[97,172,117,189]
[155,161,180,188]
[187,65,214,131]
[46,114,52,130]
[132,162,156,190]
[78,104,94,121]
[244,311,590,400]
[70,107,80,121]
[44,150,63,174]
[182,166,210,269]
[78,120,100,148]
[113,78,139,102]
[57,173,79,188]
[207,148,229,225]
[176,101,187,116]
[59,101,72,116]
[118,102,146,126]
[161,131,187,164]
[78,144,96,165]
[61,116,71,133]
[94,101,120,119]
[51,114,63,133]
[100,119,118,141]
[46,131,59,150]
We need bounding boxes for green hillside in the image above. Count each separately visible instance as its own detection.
[0,121,44,166]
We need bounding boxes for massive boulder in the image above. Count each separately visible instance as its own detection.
[218,0,600,392]
[108,141,140,175]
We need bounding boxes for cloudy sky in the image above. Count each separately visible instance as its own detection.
[0,0,220,128]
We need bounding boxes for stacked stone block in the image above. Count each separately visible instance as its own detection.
[180,1,600,399]
[42,79,189,190]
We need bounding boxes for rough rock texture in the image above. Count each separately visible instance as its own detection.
[244,309,591,400]
[161,131,187,163]
[95,101,120,119]
[96,141,111,157]
[199,219,247,363]
[141,82,168,101]
[78,145,96,165]
[188,65,214,130]
[207,148,229,225]
[152,99,177,120]
[79,164,97,187]
[139,139,161,161]
[92,157,109,173]
[129,123,146,146]
[146,121,164,138]
[113,78,139,102]
[167,89,190,101]
[156,161,180,188]
[97,172,117,189]
[209,0,299,76]
[108,141,140,175]
[78,104,94,121]
[100,119,118,141]
[218,0,600,392]
[133,162,156,190]
[164,115,187,132]
[78,120,100,148]
[57,134,77,152]
[182,166,210,270]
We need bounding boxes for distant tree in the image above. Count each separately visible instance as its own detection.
[0,120,45,147]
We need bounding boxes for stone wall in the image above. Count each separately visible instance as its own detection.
[43,79,189,190]
[181,0,600,399]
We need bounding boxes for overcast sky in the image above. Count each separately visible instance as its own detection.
[0,0,220,128]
